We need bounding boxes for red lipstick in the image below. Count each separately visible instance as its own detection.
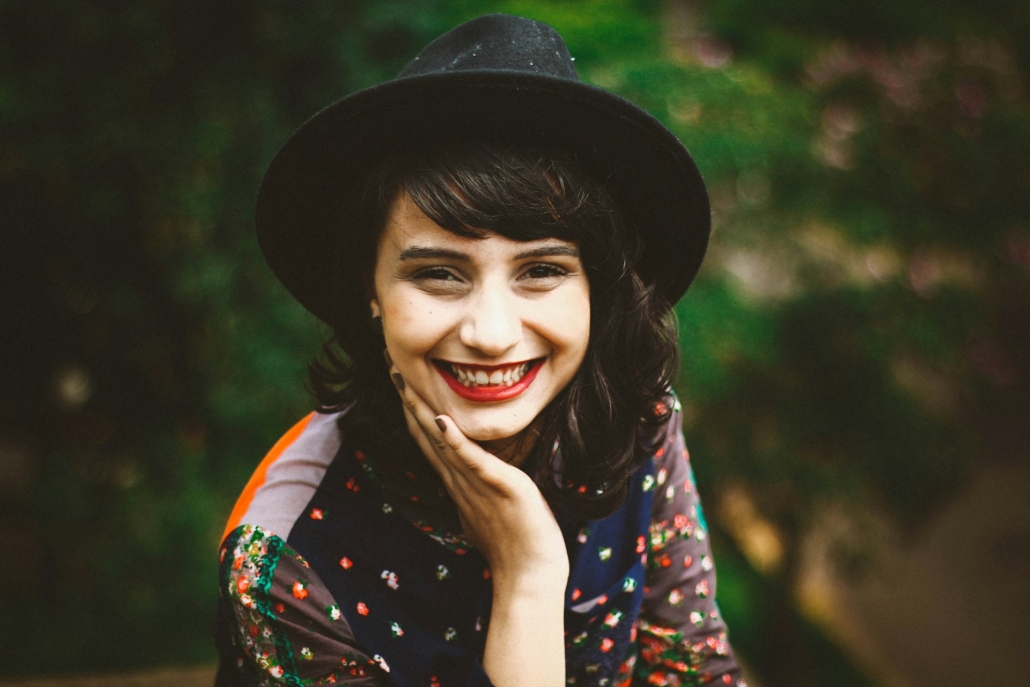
[434,359,544,402]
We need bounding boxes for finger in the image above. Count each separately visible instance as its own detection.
[390,372,451,454]
[387,371,479,469]
[400,402,454,481]
[434,415,528,499]
[388,371,477,490]
[389,371,511,490]
[401,405,483,514]
[432,414,487,475]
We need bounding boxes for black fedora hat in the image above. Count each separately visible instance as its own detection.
[256,13,710,325]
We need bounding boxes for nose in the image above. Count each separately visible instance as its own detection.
[458,282,522,357]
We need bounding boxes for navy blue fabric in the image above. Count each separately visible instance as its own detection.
[288,441,655,686]
[560,458,653,680]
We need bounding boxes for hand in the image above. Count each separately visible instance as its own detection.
[387,367,569,587]
[388,364,568,686]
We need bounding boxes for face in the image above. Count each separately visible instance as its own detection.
[370,192,591,449]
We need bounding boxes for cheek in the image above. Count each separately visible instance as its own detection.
[562,288,591,356]
[539,288,591,363]
[381,295,451,361]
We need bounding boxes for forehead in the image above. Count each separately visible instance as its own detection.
[376,193,578,260]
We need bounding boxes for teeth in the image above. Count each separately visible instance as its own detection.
[448,362,535,388]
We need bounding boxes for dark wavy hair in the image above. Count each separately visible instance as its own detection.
[309,142,679,519]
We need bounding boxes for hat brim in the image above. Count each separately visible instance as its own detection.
[256,70,710,324]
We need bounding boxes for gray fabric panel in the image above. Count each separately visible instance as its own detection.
[239,410,343,541]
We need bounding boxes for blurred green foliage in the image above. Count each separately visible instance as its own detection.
[1,0,1028,684]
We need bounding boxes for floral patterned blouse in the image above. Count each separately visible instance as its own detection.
[213,396,743,686]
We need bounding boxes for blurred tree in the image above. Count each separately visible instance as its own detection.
[1,0,1027,683]
[0,0,442,673]
[652,1,1030,683]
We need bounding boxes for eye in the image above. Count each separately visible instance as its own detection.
[413,267,461,282]
[409,266,468,294]
[521,263,569,280]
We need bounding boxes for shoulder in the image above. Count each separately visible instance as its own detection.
[635,396,743,684]
[221,410,346,546]
[644,392,703,522]
[647,390,687,467]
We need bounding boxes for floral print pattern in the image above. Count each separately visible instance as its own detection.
[216,393,741,686]
[219,525,382,685]
[222,525,300,686]
[629,395,744,686]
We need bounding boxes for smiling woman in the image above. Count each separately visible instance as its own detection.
[215,14,743,687]
[371,190,591,444]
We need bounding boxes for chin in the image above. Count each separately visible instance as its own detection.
[444,401,542,444]
[453,416,529,443]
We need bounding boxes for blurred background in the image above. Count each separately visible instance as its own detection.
[2,0,1029,685]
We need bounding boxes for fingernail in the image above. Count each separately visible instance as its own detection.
[383,349,393,368]
[435,417,446,432]
[391,373,405,391]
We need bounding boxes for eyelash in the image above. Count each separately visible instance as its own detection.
[415,267,460,281]
[522,264,568,280]
[413,264,569,282]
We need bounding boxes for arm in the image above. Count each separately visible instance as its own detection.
[215,524,387,686]
[635,397,744,686]
[389,370,568,687]
[483,562,567,687]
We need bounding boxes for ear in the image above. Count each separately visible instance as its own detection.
[370,298,381,319]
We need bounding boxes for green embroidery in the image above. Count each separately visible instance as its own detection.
[222,526,305,685]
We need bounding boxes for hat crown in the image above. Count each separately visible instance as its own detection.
[399,14,579,81]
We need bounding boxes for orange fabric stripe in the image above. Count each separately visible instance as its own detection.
[220,412,315,545]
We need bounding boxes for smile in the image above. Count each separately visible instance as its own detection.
[433,358,545,402]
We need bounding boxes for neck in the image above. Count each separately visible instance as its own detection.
[476,420,542,468]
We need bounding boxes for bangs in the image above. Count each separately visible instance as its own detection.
[392,144,616,246]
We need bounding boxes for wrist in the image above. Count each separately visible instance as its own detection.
[484,575,567,687]
[491,562,569,602]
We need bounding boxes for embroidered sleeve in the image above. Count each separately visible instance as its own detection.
[215,524,388,686]
[634,396,746,687]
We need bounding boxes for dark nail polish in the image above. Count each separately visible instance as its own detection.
[435,417,446,432]
[391,373,405,390]
[384,349,393,368]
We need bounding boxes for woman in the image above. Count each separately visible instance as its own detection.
[215,14,743,687]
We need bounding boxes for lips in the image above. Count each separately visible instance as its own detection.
[433,358,544,402]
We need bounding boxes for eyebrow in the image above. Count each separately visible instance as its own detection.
[397,246,469,261]
[514,245,580,260]
[397,244,580,261]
